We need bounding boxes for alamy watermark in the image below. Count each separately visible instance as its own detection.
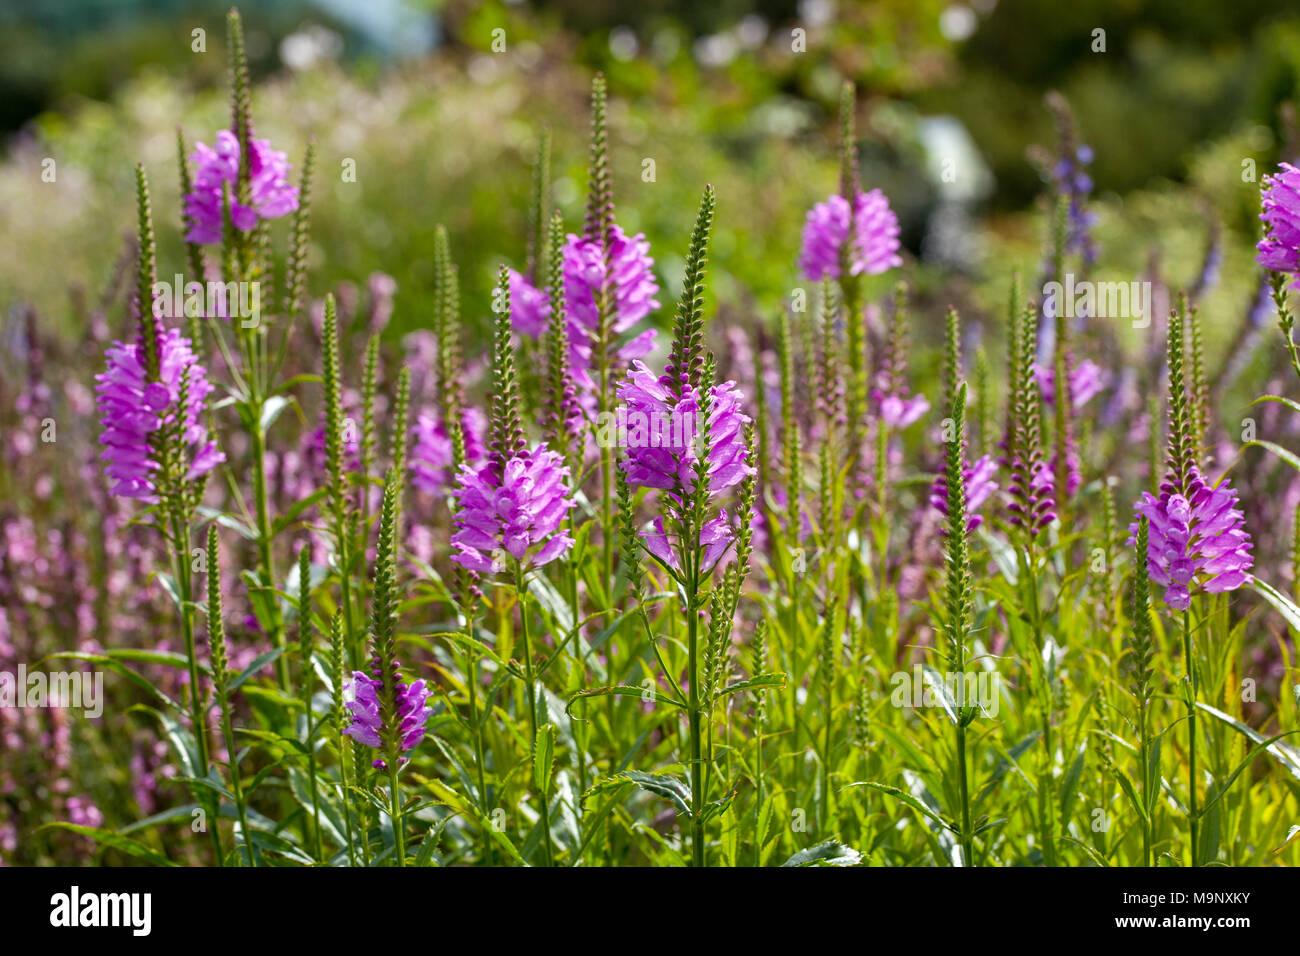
[1042,274,1153,329]
[153,274,261,328]
[889,665,1001,718]
[0,665,104,718]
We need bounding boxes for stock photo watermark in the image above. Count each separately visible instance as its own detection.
[0,665,104,719]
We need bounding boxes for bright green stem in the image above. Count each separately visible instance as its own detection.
[302,689,323,862]
[463,609,492,862]
[516,568,554,867]
[1183,609,1199,866]
[251,422,289,690]
[956,721,974,866]
[217,693,255,866]
[388,762,405,867]
[338,735,357,868]
[168,513,223,866]
[687,570,705,868]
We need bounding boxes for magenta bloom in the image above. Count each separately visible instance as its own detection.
[799,189,903,281]
[562,227,660,393]
[184,130,299,245]
[642,511,734,574]
[1257,162,1300,281]
[1037,359,1106,409]
[344,665,432,768]
[617,360,755,497]
[931,454,998,532]
[410,407,487,495]
[878,391,929,429]
[616,361,754,575]
[1129,469,1253,611]
[507,269,551,338]
[95,329,224,501]
[450,445,575,573]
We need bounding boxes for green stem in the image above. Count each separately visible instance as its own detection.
[388,762,405,867]
[464,609,492,863]
[956,720,974,866]
[516,566,554,867]
[686,564,705,868]
[1183,608,1199,866]
[169,512,224,866]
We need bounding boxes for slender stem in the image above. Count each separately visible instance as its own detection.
[388,762,405,867]
[686,563,705,867]
[218,693,255,866]
[303,694,322,862]
[463,608,492,863]
[250,422,288,690]
[168,512,224,866]
[338,735,357,868]
[956,721,973,866]
[1183,608,1199,866]
[516,566,553,866]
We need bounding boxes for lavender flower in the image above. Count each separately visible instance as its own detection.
[410,407,486,495]
[562,226,660,393]
[617,360,754,496]
[799,189,902,281]
[95,328,223,501]
[183,129,299,245]
[1257,162,1300,281]
[931,454,998,532]
[344,664,432,765]
[878,392,930,429]
[450,445,576,573]
[507,268,551,338]
[1129,468,1254,610]
[1037,358,1105,409]
[641,511,734,574]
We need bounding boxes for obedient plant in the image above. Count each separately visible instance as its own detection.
[23,12,1300,872]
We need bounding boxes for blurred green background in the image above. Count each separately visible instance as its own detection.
[1,0,1298,352]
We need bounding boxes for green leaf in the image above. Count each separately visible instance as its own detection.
[716,673,787,699]
[41,652,181,711]
[534,723,556,796]
[584,770,692,817]
[228,646,285,693]
[781,840,863,867]
[36,824,177,866]
[1247,394,1300,416]
[565,684,684,719]
[841,781,956,833]
[1251,579,1300,636]
[1194,702,1300,780]
[1244,439,1300,473]
[260,395,292,433]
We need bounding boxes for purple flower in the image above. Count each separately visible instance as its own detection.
[94,328,223,501]
[1037,358,1106,409]
[1006,457,1056,531]
[1258,162,1300,283]
[878,391,929,429]
[931,454,998,532]
[1129,469,1254,611]
[344,664,432,768]
[562,227,660,394]
[507,269,551,338]
[409,407,487,495]
[184,130,299,245]
[617,360,755,498]
[799,189,903,281]
[642,511,734,575]
[450,445,575,573]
